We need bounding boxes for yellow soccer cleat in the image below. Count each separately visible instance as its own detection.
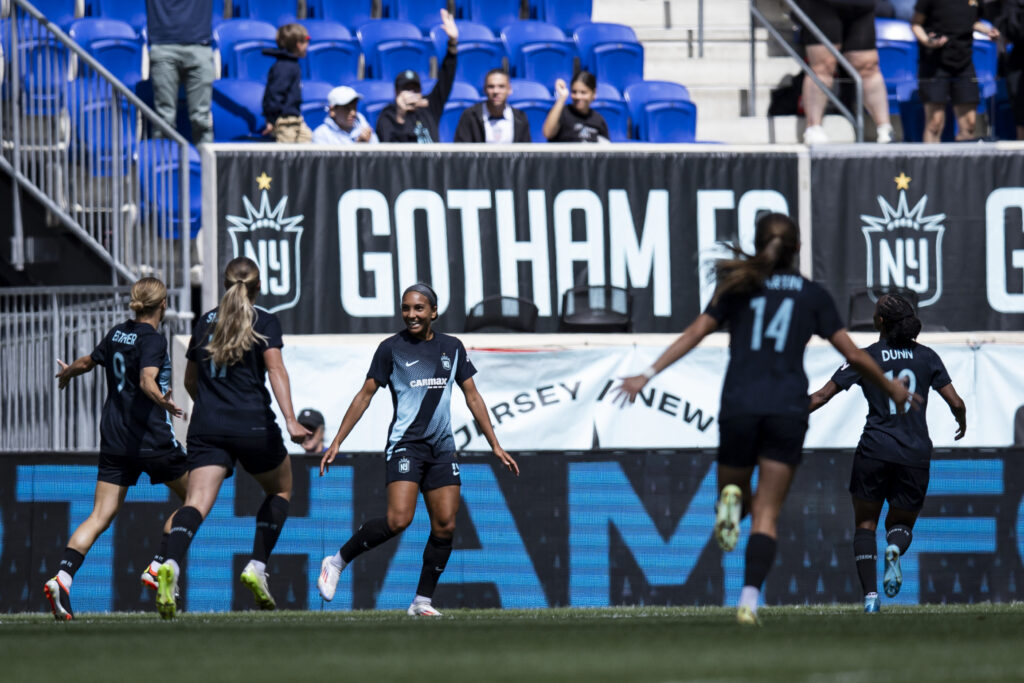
[736,605,760,626]
[240,561,277,610]
[714,484,743,552]
[156,562,178,620]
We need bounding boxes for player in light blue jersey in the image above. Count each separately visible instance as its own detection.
[317,283,518,616]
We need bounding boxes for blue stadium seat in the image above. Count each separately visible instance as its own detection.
[644,100,697,142]
[573,22,644,92]
[68,18,144,88]
[384,0,447,34]
[211,77,267,140]
[352,79,397,129]
[135,139,202,239]
[91,0,147,35]
[875,18,918,113]
[501,20,577,85]
[212,18,277,80]
[1,19,71,115]
[973,27,998,103]
[134,78,192,139]
[624,80,691,140]
[430,21,505,89]
[507,78,552,142]
[439,83,484,141]
[534,0,591,34]
[68,80,138,175]
[357,19,433,81]
[457,0,523,33]
[299,20,360,84]
[27,0,78,29]
[237,0,298,27]
[300,79,334,121]
[308,0,374,32]
[592,82,628,141]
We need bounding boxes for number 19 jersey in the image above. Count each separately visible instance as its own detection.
[705,271,844,421]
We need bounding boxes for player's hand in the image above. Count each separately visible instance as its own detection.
[886,378,922,414]
[612,375,648,407]
[953,414,967,440]
[161,389,185,419]
[286,418,311,445]
[492,446,519,476]
[440,8,458,43]
[320,442,340,476]
[55,359,72,389]
[554,78,569,102]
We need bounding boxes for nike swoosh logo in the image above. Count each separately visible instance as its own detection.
[405,360,419,367]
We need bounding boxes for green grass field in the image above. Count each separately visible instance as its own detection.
[4,604,1023,682]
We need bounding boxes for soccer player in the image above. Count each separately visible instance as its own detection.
[317,283,518,616]
[45,277,188,621]
[615,213,914,625]
[154,257,309,619]
[809,293,966,612]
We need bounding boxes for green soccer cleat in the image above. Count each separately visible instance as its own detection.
[883,544,903,598]
[240,561,276,610]
[736,605,760,626]
[156,562,178,620]
[714,484,743,552]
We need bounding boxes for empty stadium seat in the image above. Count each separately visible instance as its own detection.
[211,77,267,140]
[1,19,71,115]
[573,22,644,92]
[457,0,523,33]
[300,79,334,121]
[307,0,374,32]
[68,80,138,175]
[384,0,446,34]
[973,27,998,102]
[352,79,397,129]
[501,20,577,85]
[507,78,552,142]
[644,101,696,142]
[68,18,144,88]
[91,0,147,35]
[624,80,691,140]
[300,20,360,84]
[237,0,298,27]
[135,139,202,239]
[212,18,277,80]
[430,20,505,89]
[26,0,78,29]
[592,82,628,141]
[875,18,918,113]
[357,19,432,81]
[534,0,591,34]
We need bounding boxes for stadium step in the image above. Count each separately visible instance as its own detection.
[697,114,856,145]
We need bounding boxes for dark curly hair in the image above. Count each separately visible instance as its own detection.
[876,293,921,348]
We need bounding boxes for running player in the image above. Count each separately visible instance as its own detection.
[45,277,188,621]
[317,283,518,616]
[155,257,309,619]
[615,213,915,625]
[809,293,966,613]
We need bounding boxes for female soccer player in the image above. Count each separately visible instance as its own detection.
[616,213,914,625]
[155,257,309,619]
[542,71,610,143]
[317,283,518,616]
[809,293,966,613]
[45,277,188,621]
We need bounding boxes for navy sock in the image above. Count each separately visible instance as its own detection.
[152,533,170,566]
[252,495,290,564]
[164,506,204,564]
[853,528,877,596]
[59,548,86,578]
[886,524,912,555]
[340,518,397,564]
[742,533,777,589]
[415,535,454,599]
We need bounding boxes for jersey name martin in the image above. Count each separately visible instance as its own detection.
[763,274,804,292]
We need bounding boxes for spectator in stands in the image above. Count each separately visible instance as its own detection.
[312,86,379,144]
[912,0,999,142]
[146,0,215,144]
[998,0,1024,139]
[453,69,532,143]
[796,0,894,144]
[542,71,610,143]
[376,9,459,143]
[261,23,312,143]
[297,408,327,454]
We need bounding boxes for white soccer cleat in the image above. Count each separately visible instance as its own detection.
[141,565,160,591]
[240,561,276,610]
[407,601,442,617]
[317,556,342,602]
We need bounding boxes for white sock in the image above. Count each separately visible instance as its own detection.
[865,591,878,599]
[164,559,180,575]
[739,585,760,613]
[413,594,431,605]
[248,559,267,574]
[329,552,346,570]
[57,570,73,589]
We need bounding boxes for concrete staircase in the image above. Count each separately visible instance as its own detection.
[592,0,856,143]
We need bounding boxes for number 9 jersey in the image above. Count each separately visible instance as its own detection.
[704,271,844,422]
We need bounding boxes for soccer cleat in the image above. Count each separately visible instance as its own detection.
[156,562,178,620]
[714,484,743,552]
[864,594,880,613]
[240,561,276,610]
[44,577,73,621]
[317,556,342,602]
[736,605,759,626]
[141,565,160,591]
[883,544,903,598]
[407,601,442,617]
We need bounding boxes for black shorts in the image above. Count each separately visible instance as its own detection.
[849,448,930,511]
[186,432,288,478]
[797,0,877,52]
[718,415,807,468]
[386,441,461,492]
[918,59,979,105]
[97,447,188,487]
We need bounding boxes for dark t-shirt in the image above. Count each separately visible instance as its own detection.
[91,320,179,456]
[549,105,609,142]
[146,0,213,45]
[186,307,284,437]
[831,340,951,467]
[367,330,476,457]
[915,0,980,70]
[705,271,844,421]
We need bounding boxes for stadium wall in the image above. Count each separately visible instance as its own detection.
[2,450,1020,613]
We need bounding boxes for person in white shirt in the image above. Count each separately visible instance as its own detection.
[453,69,531,143]
[312,86,379,145]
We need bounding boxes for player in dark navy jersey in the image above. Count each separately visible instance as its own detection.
[616,213,914,625]
[155,257,309,619]
[317,283,518,616]
[809,293,966,613]
[44,277,189,621]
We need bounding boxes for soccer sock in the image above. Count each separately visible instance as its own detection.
[150,533,170,570]
[340,517,396,564]
[252,495,290,564]
[739,585,760,612]
[164,506,204,564]
[58,548,85,588]
[886,524,912,555]
[415,534,454,600]
[329,551,346,570]
[853,528,878,596]
[742,533,777,592]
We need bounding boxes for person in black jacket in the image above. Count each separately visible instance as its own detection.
[376,9,458,143]
[453,69,531,143]
[261,23,312,143]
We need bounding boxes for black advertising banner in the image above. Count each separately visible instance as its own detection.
[3,450,1021,612]
[212,148,801,333]
[810,146,1024,331]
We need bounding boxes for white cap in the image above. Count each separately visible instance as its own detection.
[327,86,361,108]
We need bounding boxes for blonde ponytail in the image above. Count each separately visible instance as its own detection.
[129,277,167,316]
[207,257,267,367]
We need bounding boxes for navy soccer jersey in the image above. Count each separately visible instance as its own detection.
[367,330,476,457]
[705,271,844,421]
[90,320,179,456]
[831,340,952,467]
[186,306,284,437]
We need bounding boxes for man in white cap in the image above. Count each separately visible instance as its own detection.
[312,85,379,145]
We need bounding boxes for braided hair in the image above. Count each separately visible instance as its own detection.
[876,293,921,348]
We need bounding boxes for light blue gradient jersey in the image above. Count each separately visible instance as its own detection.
[367,330,476,458]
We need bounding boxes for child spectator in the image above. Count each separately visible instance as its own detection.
[542,71,610,143]
[261,23,312,143]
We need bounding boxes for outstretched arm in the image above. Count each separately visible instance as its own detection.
[55,355,96,389]
[937,383,967,440]
[460,376,518,475]
[140,366,184,418]
[264,347,310,444]
[321,378,380,475]
[808,380,842,413]
[829,330,919,412]
[614,313,719,404]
